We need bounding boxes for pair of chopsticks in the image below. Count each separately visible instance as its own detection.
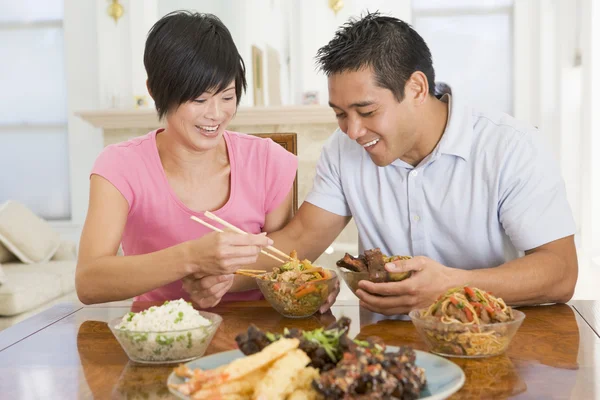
[190,211,293,265]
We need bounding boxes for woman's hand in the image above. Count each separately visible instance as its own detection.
[182,273,234,308]
[186,231,273,276]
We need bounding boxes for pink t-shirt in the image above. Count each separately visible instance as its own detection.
[91,129,297,303]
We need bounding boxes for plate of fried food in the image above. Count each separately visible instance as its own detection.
[167,317,465,400]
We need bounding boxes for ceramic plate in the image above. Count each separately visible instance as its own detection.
[168,346,465,399]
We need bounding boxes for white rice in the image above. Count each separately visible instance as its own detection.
[116,299,211,331]
[113,299,216,362]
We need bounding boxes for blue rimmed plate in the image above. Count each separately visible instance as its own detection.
[168,346,465,399]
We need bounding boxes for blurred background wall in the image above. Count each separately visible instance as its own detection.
[1,0,599,269]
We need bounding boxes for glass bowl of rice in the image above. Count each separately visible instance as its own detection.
[108,299,222,364]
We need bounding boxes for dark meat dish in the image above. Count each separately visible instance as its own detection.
[336,253,368,273]
[235,317,427,399]
[364,248,387,283]
[314,345,426,400]
[336,248,413,283]
[236,317,371,371]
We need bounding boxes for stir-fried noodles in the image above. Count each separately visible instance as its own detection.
[417,286,517,357]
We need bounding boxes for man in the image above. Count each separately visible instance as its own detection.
[192,12,577,315]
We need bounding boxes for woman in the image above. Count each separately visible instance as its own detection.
[75,11,297,307]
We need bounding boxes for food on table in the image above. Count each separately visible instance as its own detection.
[236,317,383,371]
[410,286,524,357]
[110,299,219,363]
[170,337,323,399]
[233,317,427,400]
[336,248,412,282]
[315,345,425,400]
[255,250,337,318]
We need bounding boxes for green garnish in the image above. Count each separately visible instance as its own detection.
[126,312,135,322]
[266,332,280,342]
[302,327,346,362]
[156,335,174,346]
[174,311,184,324]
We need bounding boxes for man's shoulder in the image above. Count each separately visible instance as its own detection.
[470,109,541,157]
[472,109,536,140]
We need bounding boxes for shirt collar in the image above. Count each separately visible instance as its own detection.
[434,93,472,161]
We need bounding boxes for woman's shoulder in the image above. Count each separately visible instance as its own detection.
[92,129,160,181]
[226,130,296,164]
[225,130,271,149]
[102,130,158,157]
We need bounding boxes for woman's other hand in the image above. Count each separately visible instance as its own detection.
[182,273,234,308]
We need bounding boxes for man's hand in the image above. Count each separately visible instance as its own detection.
[182,273,235,308]
[319,278,340,313]
[356,256,465,315]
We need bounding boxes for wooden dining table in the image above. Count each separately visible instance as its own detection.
[0,300,598,399]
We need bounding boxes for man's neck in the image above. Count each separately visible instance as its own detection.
[404,96,449,167]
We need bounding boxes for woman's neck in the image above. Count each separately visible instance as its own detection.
[156,129,229,180]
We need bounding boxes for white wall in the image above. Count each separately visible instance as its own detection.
[289,0,411,105]
[63,0,600,263]
[63,0,103,228]
[580,0,600,260]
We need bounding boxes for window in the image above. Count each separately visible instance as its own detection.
[0,0,70,220]
[412,0,513,114]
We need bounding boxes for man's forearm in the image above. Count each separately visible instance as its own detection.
[455,246,577,306]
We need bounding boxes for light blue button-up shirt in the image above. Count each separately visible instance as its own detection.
[305,94,575,270]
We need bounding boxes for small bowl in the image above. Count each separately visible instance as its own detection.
[255,269,338,318]
[108,311,222,364]
[338,268,412,297]
[409,308,525,358]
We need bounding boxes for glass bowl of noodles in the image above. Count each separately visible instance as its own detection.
[254,251,338,318]
[409,286,525,358]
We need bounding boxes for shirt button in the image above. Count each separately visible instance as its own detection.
[413,215,420,222]
[410,170,419,177]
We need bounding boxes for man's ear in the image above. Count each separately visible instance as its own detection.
[405,71,429,105]
[146,79,153,98]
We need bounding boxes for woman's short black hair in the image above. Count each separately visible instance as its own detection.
[316,12,435,101]
[144,11,246,119]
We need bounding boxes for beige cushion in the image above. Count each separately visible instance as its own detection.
[0,263,5,285]
[0,260,76,316]
[0,201,61,264]
[0,242,15,263]
[52,240,77,261]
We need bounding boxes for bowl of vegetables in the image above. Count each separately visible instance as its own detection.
[255,252,338,318]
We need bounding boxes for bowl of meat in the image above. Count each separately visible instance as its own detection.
[336,248,413,297]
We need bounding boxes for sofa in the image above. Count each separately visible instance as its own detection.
[0,201,77,317]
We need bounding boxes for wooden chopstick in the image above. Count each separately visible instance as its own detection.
[235,271,264,278]
[237,269,267,273]
[203,211,294,261]
[190,216,285,264]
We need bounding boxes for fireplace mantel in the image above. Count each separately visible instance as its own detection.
[76,105,335,129]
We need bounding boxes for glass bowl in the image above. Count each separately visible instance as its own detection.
[337,268,412,297]
[409,308,525,358]
[255,269,338,318]
[108,311,222,364]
